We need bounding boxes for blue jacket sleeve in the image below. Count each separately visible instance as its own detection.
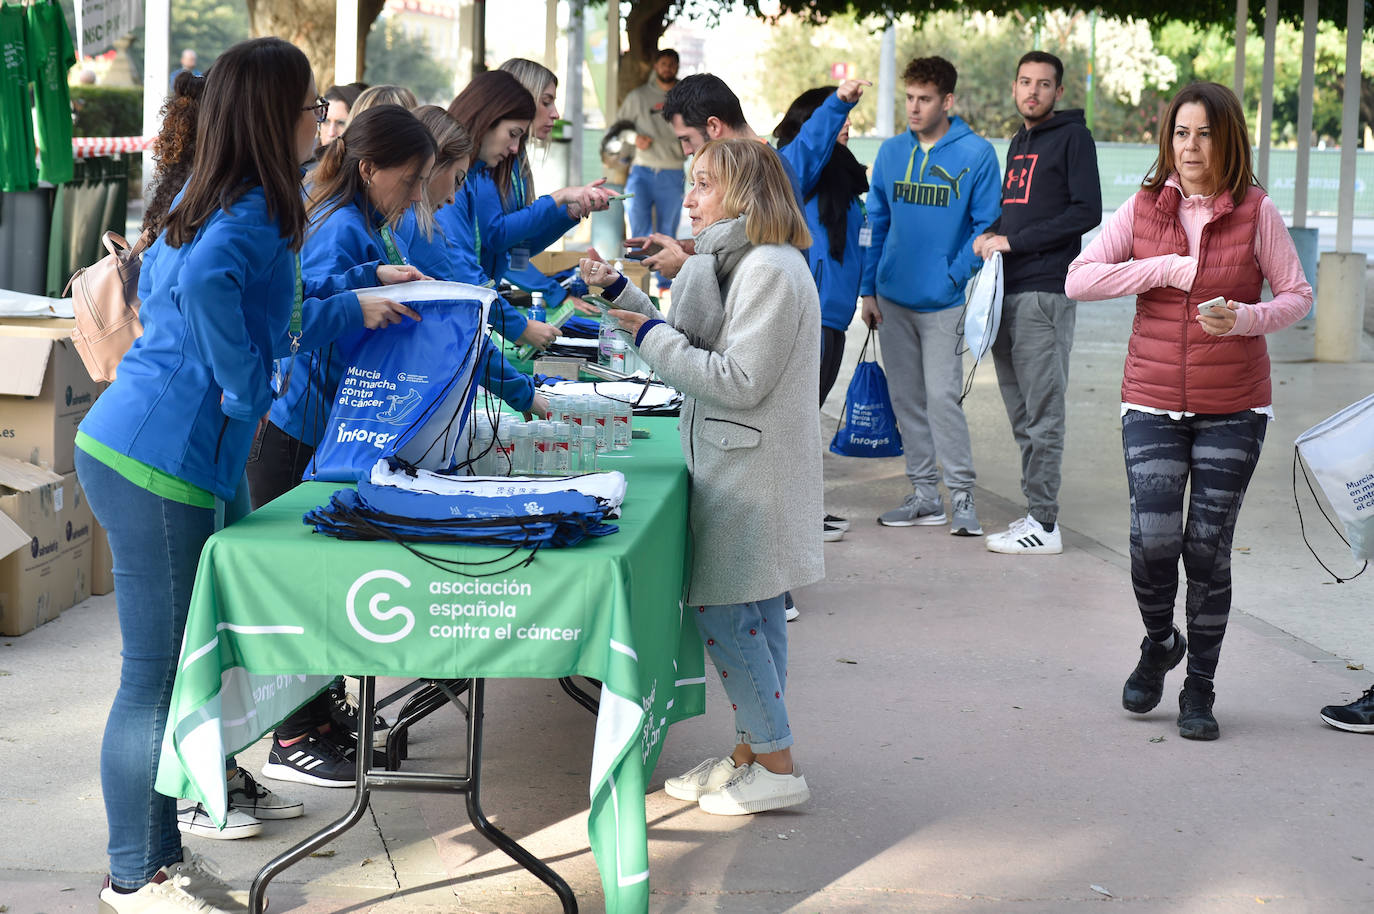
[477,340,534,411]
[175,215,277,422]
[470,170,567,266]
[947,145,1003,286]
[503,264,569,305]
[289,290,363,356]
[306,261,379,298]
[859,152,890,297]
[777,93,856,199]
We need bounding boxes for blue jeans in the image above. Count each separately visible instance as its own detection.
[625,164,684,289]
[75,448,216,888]
[693,595,792,752]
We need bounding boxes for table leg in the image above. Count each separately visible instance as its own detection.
[557,676,601,715]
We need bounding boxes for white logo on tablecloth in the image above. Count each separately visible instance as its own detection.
[346,570,415,643]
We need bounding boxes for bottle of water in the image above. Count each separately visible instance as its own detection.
[529,420,550,475]
[494,419,515,476]
[528,290,546,324]
[598,311,618,366]
[552,422,572,473]
[593,398,612,451]
[577,424,598,472]
[511,424,533,476]
[473,422,495,475]
[611,400,632,450]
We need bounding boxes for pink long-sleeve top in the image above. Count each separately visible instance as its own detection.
[1065,178,1312,338]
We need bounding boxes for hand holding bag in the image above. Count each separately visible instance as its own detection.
[829,327,903,458]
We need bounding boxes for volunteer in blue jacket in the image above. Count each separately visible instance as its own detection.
[859,56,1000,538]
[442,70,609,349]
[497,58,602,314]
[75,38,417,912]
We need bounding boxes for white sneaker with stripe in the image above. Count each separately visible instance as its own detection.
[985,514,1063,555]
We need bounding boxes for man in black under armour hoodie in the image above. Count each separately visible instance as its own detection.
[974,50,1101,556]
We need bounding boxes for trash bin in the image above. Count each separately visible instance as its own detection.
[45,156,130,297]
[0,188,55,295]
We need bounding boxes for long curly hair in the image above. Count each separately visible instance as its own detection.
[141,70,204,241]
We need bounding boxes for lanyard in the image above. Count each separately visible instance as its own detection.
[473,211,494,288]
[379,224,405,266]
[289,254,302,354]
[512,160,527,210]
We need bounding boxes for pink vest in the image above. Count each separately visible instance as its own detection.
[1123,185,1271,413]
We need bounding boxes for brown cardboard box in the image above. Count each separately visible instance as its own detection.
[57,471,94,610]
[91,518,114,596]
[0,320,100,474]
[531,250,652,294]
[0,456,65,635]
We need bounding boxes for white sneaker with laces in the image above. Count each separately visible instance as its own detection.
[227,766,303,819]
[176,804,261,840]
[985,514,1063,555]
[98,862,245,913]
[168,851,248,911]
[663,756,743,802]
[697,761,811,815]
[785,604,800,622]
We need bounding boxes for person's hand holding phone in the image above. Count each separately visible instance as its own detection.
[1196,296,1238,336]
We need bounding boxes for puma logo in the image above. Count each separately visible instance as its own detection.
[928,165,970,200]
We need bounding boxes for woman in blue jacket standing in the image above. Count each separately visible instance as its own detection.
[76,38,416,913]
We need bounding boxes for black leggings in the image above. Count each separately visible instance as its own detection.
[819,326,847,406]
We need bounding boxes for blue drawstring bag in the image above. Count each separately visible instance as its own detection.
[307,281,494,482]
[829,328,903,458]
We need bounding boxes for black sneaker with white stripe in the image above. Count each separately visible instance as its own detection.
[261,731,355,788]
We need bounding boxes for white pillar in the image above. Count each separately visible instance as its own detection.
[567,0,586,186]
[1233,0,1247,100]
[1292,0,1317,228]
[876,19,896,138]
[544,0,558,71]
[454,0,477,93]
[334,0,360,85]
[1256,0,1276,186]
[141,0,171,202]
[1314,0,1366,363]
[606,0,620,118]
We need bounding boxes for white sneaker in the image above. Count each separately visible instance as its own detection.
[176,804,261,840]
[823,513,851,532]
[697,762,811,815]
[823,522,845,542]
[226,766,303,820]
[985,515,1063,555]
[167,851,248,911]
[98,863,245,913]
[663,756,743,802]
[785,604,800,622]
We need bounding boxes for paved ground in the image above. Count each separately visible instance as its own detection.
[2,296,1373,913]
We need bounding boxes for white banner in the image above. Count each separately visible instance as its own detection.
[76,0,144,58]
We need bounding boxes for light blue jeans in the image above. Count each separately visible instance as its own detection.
[625,164,684,290]
[76,448,214,888]
[693,594,792,753]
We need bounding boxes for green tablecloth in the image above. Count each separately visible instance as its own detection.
[155,417,704,913]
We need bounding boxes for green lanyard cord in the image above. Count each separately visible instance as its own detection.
[289,254,302,354]
[378,224,405,266]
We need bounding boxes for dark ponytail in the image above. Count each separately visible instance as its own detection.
[774,87,868,263]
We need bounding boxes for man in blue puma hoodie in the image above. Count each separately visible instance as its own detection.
[860,55,1000,536]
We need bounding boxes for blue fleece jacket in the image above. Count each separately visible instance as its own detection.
[860,116,1001,311]
[776,93,863,331]
[499,155,577,305]
[79,187,363,499]
[432,182,529,341]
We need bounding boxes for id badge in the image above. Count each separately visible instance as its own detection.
[509,246,531,271]
[858,225,873,247]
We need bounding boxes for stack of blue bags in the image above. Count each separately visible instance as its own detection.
[304,476,619,549]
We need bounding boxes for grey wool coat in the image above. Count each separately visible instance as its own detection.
[611,242,825,607]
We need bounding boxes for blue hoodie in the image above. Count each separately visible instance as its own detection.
[860,115,1001,311]
[467,159,575,286]
[775,92,862,331]
[432,180,530,342]
[497,155,577,305]
[78,187,363,499]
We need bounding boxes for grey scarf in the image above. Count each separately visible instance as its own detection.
[668,216,751,351]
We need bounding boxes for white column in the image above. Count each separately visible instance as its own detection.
[1233,0,1247,100]
[1256,0,1276,186]
[567,0,586,186]
[141,0,171,202]
[454,0,477,93]
[1292,0,1317,227]
[334,0,360,85]
[606,0,620,117]
[1315,0,1366,363]
[544,0,558,71]
[876,19,895,138]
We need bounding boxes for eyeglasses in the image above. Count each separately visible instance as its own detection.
[304,97,328,125]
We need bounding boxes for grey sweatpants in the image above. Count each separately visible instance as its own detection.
[877,297,975,499]
[991,291,1076,526]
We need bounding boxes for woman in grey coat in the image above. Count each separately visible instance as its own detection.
[580,138,823,815]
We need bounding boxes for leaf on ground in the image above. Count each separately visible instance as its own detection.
[1347,662,1365,671]
[1090,884,1113,897]
[1233,546,1251,553]
[309,849,336,858]
[836,658,858,664]
[360,857,373,866]
[1149,735,1166,743]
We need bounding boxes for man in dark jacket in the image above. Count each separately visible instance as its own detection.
[974,51,1101,556]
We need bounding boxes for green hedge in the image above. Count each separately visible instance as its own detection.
[70,85,143,138]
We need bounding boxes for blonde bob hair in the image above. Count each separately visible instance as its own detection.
[692,138,811,250]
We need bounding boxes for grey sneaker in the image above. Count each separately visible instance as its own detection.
[949,491,982,536]
[878,493,946,527]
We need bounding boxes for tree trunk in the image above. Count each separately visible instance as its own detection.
[245,0,387,91]
[617,0,671,114]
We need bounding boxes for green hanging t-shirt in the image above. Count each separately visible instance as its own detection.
[26,0,75,185]
[0,3,37,192]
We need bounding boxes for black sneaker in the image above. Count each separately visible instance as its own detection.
[1320,685,1374,732]
[1177,675,1220,740]
[260,731,355,788]
[317,723,391,769]
[1122,627,1187,713]
[329,691,391,748]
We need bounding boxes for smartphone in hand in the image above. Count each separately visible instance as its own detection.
[1196,296,1227,317]
[623,240,663,261]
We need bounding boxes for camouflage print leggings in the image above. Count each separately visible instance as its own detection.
[1121,408,1268,680]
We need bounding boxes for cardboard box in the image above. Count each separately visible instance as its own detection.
[57,471,94,610]
[531,250,652,295]
[0,456,65,636]
[0,320,100,474]
[91,517,113,596]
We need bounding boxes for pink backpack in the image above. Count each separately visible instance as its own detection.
[64,231,149,383]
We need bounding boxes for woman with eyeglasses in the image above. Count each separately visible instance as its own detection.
[76,39,416,913]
